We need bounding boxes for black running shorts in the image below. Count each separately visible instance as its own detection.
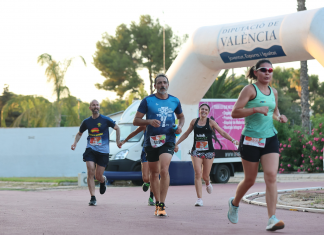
[238,134,279,162]
[144,142,175,162]
[83,148,109,167]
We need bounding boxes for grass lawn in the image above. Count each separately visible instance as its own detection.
[0,177,78,184]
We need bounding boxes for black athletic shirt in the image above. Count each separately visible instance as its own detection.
[192,118,215,152]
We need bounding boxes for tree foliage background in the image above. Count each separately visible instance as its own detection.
[93,15,187,97]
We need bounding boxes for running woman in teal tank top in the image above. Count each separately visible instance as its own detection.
[227,59,288,231]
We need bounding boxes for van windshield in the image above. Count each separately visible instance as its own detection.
[110,124,144,142]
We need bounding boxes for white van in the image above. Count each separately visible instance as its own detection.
[107,99,243,185]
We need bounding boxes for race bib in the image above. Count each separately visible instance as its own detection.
[243,136,266,148]
[150,135,166,148]
[90,137,102,146]
[196,141,209,151]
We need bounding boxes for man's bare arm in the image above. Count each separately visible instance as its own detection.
[175,113,185,134]
[71,132,83,150]
[113,124,121,146]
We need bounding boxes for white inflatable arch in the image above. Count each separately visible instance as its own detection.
[167,8,324,154]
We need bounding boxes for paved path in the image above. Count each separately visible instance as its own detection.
[1,181,323,235]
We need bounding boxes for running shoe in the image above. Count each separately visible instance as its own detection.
[206,182,213,194]
[142,182,150,192]
[157,203,167,216]
[266,215,285,231]
[194,198,203,206]
[89,197,97,206]
[154,205,159,216]
[227,197,239,224]
[99,176,107,195]
[148,197,155,206]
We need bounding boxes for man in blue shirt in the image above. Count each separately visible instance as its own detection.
[133,74,185,216]
[71,99,121,206]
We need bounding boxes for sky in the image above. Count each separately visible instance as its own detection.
[0,0,323,103]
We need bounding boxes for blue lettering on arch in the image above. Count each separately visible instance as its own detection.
[220,45,286,63]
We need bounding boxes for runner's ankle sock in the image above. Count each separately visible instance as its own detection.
[231,201,238,207]
[159,202,165,207]
[155,201,159,206]
[150,191,154,199]
[91,196,96,200]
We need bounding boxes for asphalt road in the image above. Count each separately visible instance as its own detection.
[1,181,323,235]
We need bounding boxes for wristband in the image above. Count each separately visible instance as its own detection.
[277,115,281,121]
[231,139,235,143]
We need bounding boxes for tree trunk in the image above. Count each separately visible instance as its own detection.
[297,0,310,130]
[300,61,310,130]
[149,68,153,94]
[55,102,61,127]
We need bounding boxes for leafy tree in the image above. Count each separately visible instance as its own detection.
[60,96,86,127]
[1,95,56,127]
[203,70,248,98]
[93,15,187,96]
[131,15,187,94]
[272,67,300,102]
[0,85,18,127]
[312,97,324,116]
[1,94,90,127]
[100,98,127,115]
[309,74,320,102]
[37,53,86,127]
[93,25,142,98]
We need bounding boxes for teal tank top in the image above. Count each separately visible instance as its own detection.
[241,84,278,138]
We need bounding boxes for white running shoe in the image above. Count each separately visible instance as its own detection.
[195,198,203,206]
[206,182,213,194]
[266,215,285,231]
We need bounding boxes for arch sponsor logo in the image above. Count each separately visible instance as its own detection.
[217,17,286,63]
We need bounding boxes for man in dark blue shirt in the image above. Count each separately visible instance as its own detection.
[71,99,121,206]
[133,74,185,216]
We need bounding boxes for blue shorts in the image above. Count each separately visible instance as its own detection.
[141,150,147,163]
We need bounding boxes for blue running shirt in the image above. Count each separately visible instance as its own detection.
[137,94,182,147]
[79,114,116,153]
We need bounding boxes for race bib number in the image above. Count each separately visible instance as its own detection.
[196,141,209,151]
[90,137,102,146]
[150,135,166,148]
[243,136,266,148]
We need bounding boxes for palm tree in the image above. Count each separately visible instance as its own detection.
[1,95,56,127]
[37,53,86,127]
[203,70,248,99]
[297,0,310,130]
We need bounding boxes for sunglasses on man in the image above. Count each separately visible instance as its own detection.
[256,67,273,73]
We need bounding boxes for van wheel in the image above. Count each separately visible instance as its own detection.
[132,164,143,186]
[212,164,230,183]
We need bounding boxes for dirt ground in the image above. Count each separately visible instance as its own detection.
[0,180,134,191]
[279,190,324,209]
[0,181,80,191]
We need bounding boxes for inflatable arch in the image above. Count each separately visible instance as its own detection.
[168,8,324,154]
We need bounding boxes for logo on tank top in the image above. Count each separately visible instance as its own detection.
[156,107,173,127]
[196,134,206,137]
[260,101,266,103]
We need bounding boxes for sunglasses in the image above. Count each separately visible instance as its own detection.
[256,67,273,73]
